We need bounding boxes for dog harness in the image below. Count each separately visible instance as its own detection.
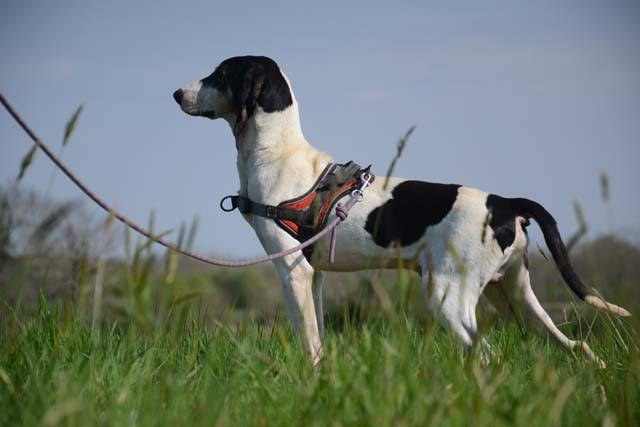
[220,161,375,259]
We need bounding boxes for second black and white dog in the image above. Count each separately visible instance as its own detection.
[174,56,630,366]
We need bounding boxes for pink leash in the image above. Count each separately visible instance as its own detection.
[0,93,372,267]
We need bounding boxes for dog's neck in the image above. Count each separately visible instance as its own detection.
[223,96,331,205]
[234,100,306,164]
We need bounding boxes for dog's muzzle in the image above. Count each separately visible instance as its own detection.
[173,88,216,119]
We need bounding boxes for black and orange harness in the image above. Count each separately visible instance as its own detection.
[220,161,374,259]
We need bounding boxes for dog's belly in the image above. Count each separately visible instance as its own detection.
[311,232,425,272]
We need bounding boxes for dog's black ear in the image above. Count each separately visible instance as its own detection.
[233,69,264,137]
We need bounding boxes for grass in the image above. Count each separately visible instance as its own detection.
[1,292,638,427]
[2,110,638,425]
[1,226,639,427]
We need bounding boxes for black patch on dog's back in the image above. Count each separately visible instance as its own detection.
[485,194,519,252]
[201,56,293,113]
[365,181,461,247]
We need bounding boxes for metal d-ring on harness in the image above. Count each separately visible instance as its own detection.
[0,92,374,268]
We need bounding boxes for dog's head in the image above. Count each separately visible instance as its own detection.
[173,56,293,136]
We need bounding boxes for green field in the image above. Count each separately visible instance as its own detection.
[1,297,638,426]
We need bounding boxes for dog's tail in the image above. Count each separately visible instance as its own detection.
[511,197,631,317]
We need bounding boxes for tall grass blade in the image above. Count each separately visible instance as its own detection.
[566,200,587,252]
[27,202,74,246]
[62,105,83,146]
[16,145,37,181]
[600,171,610,202]
[383,126,415,190]
[91,257,106,329]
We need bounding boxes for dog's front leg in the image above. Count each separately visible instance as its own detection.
[272,256,323,364]
[252,220,323,363]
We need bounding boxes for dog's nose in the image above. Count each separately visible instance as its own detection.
[173,89,184,105]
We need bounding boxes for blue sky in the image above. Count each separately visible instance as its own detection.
[1,1,639,256]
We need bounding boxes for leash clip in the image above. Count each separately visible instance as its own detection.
[351,170,373,201]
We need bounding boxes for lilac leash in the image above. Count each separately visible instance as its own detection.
[1,93,371,267]
[329,204,350,263]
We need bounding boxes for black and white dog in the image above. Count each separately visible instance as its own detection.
[174,56,629,366]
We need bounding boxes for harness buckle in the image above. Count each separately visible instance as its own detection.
[266,206,277,218]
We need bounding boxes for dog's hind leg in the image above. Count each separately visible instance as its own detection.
[486,256,605,368]
[312,271,326,339]
[421,272,480,350]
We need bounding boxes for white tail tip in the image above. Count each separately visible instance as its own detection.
[585,295,631,317]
